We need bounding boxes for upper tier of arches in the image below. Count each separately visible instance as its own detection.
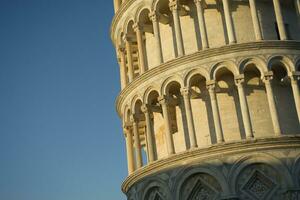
[112,0,300,89]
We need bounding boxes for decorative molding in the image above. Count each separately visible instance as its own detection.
[121,136,300,193]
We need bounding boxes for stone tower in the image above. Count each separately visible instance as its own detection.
[111,0,300,199]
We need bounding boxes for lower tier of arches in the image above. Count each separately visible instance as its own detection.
[123,136,300,200]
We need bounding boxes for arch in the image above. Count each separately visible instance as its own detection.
[239,57,268,78]
[173,164,230,200]
[143,86,161,105]
[135,5,152,23]
[228,153,294,194]
[123,17,136,35]
[160,75,184,96]
[151,0,160,12]
[123,105,132,124]
[142,178,171,200]
[183,67,209,87]
[130,95,143,114]
[210,60,239,80]
[267,55,295,76]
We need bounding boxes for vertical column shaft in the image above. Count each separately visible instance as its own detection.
[194,0,209,49]
[249,0,263,41]
[132,116,143,168]
[149,12,163,65]
[181,87,198,148]
[263,75,281,136]
[142,105,155,162]
[169,0,185,56]
[295,0,300,23]
[291,73,300,123]
[235,78,253,139]
[113,0,121,13]
[222,0,236,44]
[118,47,127,89]
[124,37,134,82]
[207,83,224,143]
[159,96,175,155]
[273,0,288,40]
[133,23,146,74]
[124,128,135,174]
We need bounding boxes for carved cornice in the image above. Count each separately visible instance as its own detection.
[115,41,300,117]
[121,136,300,193]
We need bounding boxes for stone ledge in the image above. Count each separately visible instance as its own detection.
[115,41,300,117]
[121,135,300,193]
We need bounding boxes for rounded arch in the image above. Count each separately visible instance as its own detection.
[228,153,294,193]
[143,86,161,104]
[123,17,136,35]
[123,105,132,124]
[173,164,230,200]
[210,60,239,80]
[267,55,295,76]
[142,178,171,200]
[239,57,268,78]
[183,67,209,87]
[152,0,170,14]
[160,75,184,96]
[135,5,152,23]
[130,95,143,114]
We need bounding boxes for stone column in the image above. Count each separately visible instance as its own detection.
[273,0,288,40]
[124,127,135,174]
[131,115,143,168]
[296,0,300,23]
[235,77,253,139]
[194,0,209,49]
[133,23,146,74]
[169,0,185,56]
[181,87,198,148]
[149,12,163,65]
[263,74,281,136]
[124,36,134,82]
[117,47,127,89]
[290,72,300,123]
[159,96,175,155]
[113,0,121,13]
[207,82,224,143]
[141,104,156,162]
[222,0,236,44]
[249,0,263,41]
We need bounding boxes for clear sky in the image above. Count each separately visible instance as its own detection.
[0,1,127,199]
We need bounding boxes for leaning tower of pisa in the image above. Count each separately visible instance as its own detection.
[111,0,300,199]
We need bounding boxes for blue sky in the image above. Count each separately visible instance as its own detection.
[0,1,127,199]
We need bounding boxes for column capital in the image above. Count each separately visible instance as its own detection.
[235,75,245,86]
[141,104,150,113]
[133,22,142,32]
[262,71,274,83]
[206,80,216,90]
[130,114,139,123]
[117,46,125,53]
[290,71,300,83]
[180,87,191,97]
[149,11,159,22]
[169,0,179,11]
[158,95,169,105]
